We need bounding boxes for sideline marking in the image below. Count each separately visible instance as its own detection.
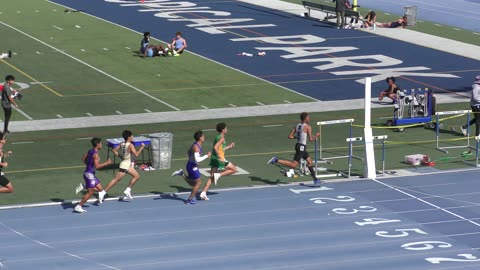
[434,23,443,26]
[0,20,180,110]
[229,103,237,107]
[35,51,42,55]
[125,46,131,50]
[290,186,333,193]
[202,128,216,132]
[52,25,63,31]
[86,113,94,117]
[473,32,480,35]
[115,110,123,115]
[144,109,152,113]
[30,81,52,85]
[201,105,209,109]
[199,166,250,176]
[256,102,265,106]
[453,28,461,31]
[263,124,283,128]
[46,0,317,102]
[76,137,92,140]
[283,100,292,104]
[103,48,109,51]
[56,114,63,118]
[12,141,34,145]
[14,108,34,120]
[81,49,86,52]
[0,59,62,97]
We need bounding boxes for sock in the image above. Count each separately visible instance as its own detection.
[125,187,132,192]
[308,166,317,180]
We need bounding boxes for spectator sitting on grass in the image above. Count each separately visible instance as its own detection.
[167,32,187,56]
[378,77,401,103]
[144,44,168,58]
[139,32,150,57]
[363,11,376,28]
[378,16,408,28]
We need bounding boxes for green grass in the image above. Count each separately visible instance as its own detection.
[2,105,476,206]
[282,0,480,46]
[0,0,312,120]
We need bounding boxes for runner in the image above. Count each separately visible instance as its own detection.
[99,130,145,201]
[74,137,112,213]
[267,112,321,185]
[200,123,237,200]
[171,130,211,204]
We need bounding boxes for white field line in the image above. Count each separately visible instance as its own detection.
[0,20,180,111]
[52,25,63,31]
[14,108,33,120]
[46,0,317,102]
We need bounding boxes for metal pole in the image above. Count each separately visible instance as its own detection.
[382,138,386,176]
[436,114,440,150]
[467,111,471,148]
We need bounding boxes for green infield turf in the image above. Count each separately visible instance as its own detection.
[1,104,476,206]
[0,0,312,120]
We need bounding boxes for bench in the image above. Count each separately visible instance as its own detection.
[302,1,361,21]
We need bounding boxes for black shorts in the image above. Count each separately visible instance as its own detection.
[293,143,309,163]
[119,168,129,174]
[0,174,10,187]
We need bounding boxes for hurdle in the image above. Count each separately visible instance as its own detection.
[314,118,363,178]
[346,135,388,177]
[463,136,480,168]
[435,110,471,153]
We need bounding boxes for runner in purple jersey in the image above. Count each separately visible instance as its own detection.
[171,131,211,204]
[74,137,112,213]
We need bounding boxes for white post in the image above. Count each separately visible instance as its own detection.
[364,77,377,179]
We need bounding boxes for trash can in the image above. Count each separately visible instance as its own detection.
[150,133,174,170]
[404,6,417,26]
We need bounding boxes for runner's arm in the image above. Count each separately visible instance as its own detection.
[288,127,296,139]
[306,125,320,142]
[193,144,210,163]
[130,143,145,157]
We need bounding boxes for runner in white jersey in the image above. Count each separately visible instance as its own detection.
[99,130,145,201]
[267,112,321,185]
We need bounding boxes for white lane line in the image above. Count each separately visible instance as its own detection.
[453,27,461,31]
[256,102,265,106]
[11,141,34,145]
[76,137,92,140]
[202,128,216,132]
[372,179,480,228]
[144,109,152,113]
[201,105,209,109]
[52,25,63,31]
[434,23,443,26]
[47,0,317,102]
[56,114,63,119]
[228,103,237,107]
[14,108,33,120]
[262,124,283,128]
[283,100,292,104]
[86,113,94,117]
[0,20,180,111]
[30,81,52,85]
[0,222,121,270]
[115,111,123,115]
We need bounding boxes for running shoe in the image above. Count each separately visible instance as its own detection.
[313,179,322,185]
[266,156,277,165]
[200,192,209,201]
[213,173,221,186]
[460,126,468,136]
[124,189,133,200]
[75,183,84,194]
[185,199,197,205]
[74,204,87,213]
[98,190,106,203]
[171,169,184,177]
